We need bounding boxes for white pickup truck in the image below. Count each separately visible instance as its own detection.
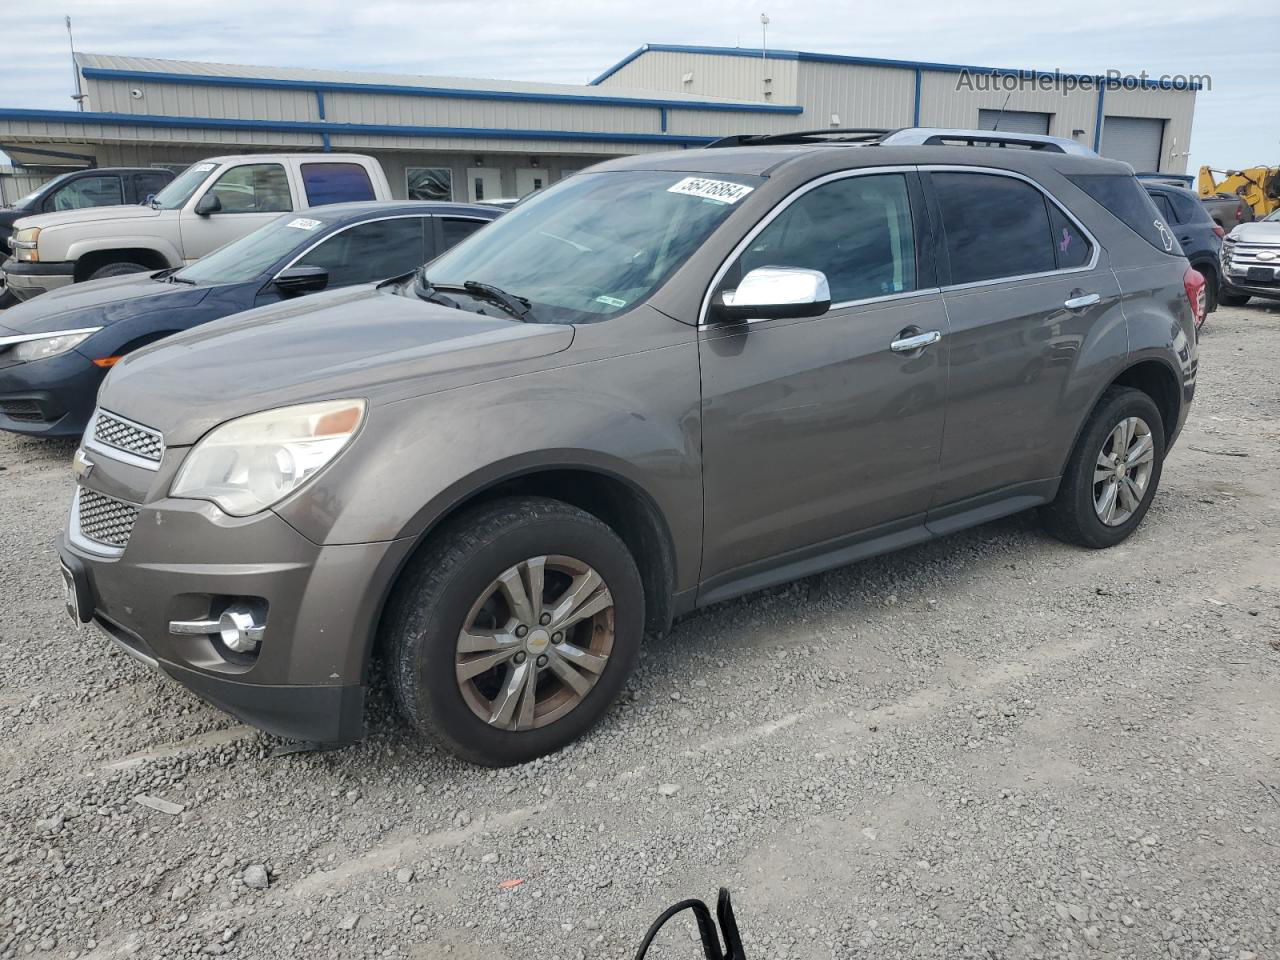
[3,153,392,302]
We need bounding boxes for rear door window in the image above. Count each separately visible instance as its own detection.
[439,217,490,252]
[1067,173,1181,255]
[294,217,427,286]
[722,172,918,303]
[300,163,376,206]
[932,172,1057,284]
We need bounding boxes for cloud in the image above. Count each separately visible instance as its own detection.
[1,0,1274,170]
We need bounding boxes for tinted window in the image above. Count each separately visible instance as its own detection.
[48,175,124,211]
[134,171,173,201]
[295,217,427,287]
[1067,173,1181,255]
[1047,205,1092,269]
[206,163,292,214]
[1168,189,1207,225]
[300,163,376,206]
[407,167,453,201]
[934,172,1056,284]
[440,217,489,251]
[723,173,916,303]
[1149,192,1176,223]
[175,214,333,285]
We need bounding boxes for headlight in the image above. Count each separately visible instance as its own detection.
[171,399,366,516]
[11,328,100,363]
[12,227,40,262]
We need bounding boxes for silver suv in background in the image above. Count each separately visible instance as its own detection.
[1220,209,1280,305]
[58,131,1201,766]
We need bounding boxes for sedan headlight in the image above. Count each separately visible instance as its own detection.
[11,328,100,363]
[171,399,366,516]
[12,226,40,262]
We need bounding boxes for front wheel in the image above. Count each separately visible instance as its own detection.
[383,497,644,766]
[1218,287,1250,308]
[1041,387,1166,549]
[87,261,151,281]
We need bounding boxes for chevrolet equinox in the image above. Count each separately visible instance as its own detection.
[57,131,1201,766]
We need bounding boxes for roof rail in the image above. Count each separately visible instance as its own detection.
[705,128,895,148]
[880,128,1098,155]
[703,126,1099,156]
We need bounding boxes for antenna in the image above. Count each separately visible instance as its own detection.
[66,15,85,111]
[989,91,1012,131]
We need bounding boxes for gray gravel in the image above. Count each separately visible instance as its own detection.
[2,301,1279,960]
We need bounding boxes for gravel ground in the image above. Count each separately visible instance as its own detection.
[2,301,1279,960]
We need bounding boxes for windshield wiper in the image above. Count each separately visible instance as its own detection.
[165,273,195,285]
[461,280,531,321]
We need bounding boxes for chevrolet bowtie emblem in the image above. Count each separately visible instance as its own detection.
[72,448,94,481]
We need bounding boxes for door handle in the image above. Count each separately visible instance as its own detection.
[890,330,942,353]
[1063,292,1101,310]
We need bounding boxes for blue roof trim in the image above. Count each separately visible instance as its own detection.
[0,107,719,146]
[590,43,1202,91]
[80,66,802,114]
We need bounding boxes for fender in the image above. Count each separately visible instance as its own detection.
[65,235,183,268]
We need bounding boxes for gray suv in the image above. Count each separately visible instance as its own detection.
[57,132,1202,766]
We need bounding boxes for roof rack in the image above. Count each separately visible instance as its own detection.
[705,128,895,148]
[704,126,1098,157]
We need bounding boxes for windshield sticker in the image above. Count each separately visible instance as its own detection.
[192,163,216,173]
[594,295,627,307]
[667,177,754,205]
[286,217,323,230]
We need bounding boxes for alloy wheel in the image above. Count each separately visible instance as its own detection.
[1093,416,1155,526]
[455,555,615,731]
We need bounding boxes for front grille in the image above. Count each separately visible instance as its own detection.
[92,410,164,463]
[1222,239,1280,270]
[78,488,140,549]
[0,399,45,423]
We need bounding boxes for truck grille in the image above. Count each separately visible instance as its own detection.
[1222,238,1280,271]
[77,488,140,549]
[92,409,164,463]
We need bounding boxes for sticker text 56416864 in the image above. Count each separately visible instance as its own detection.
[667,177,755,205]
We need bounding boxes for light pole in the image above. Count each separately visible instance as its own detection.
[67,15,86,111]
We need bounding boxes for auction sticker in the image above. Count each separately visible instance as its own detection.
[286,218,323,230]
[667,177,754,205]
[192,163,216,173]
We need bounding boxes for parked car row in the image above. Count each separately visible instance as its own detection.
[31,129,1204,767]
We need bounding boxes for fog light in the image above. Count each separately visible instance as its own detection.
[170,603,266,653]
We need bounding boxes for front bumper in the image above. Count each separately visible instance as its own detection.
[2,258,75,301]
[0,349,103,436]
[1221,255,1280,301]
[59,460,415,742]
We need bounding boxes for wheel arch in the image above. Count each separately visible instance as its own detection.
[1060,357,1183,478]
[73,247,172,281]
[368,460,680,667]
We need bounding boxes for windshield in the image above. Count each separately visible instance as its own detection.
[151,162,220,210]
[13,172,75,209]
[175,213,330,284]
[421,170,762,324]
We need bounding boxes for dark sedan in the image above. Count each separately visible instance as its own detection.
[1142,181,1225,315]
[0,200,501,436]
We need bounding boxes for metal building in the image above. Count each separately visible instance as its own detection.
[0,44,1198,204]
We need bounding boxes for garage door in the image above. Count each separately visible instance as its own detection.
[977,109,1051,135]
[1101,116,1164,171]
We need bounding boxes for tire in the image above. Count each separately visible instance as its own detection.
[1199,267,1218,316]
[87,261,151,281]
[382,496,645,766]
[1218,288,1250,308]
[1041,386,1166,549]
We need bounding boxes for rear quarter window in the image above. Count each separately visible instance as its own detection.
[1068,173,1182,256]
[301,163,376,206]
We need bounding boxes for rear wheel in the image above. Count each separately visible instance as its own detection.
[1041,387,1166,549]
[383,497,644,766]
[87,261,151,281]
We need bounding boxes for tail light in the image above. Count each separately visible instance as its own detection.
[1212,225,1226,239]
[1184,266,1206,329]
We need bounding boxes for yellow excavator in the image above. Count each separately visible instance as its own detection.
[1198,166,1280,219]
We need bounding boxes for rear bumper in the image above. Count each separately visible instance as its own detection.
[0,350,103,436]
[2,258,75,301]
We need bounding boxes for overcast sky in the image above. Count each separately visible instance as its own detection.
[1,1,1276,174]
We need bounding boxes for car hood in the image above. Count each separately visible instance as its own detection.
[13,204,163,232]
[0,272,211,336]
[99,284,576,445]
[1228,220,1280,243]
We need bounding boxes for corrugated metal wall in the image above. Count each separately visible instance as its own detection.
[597,49,797,105]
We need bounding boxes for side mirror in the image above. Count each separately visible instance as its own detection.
[712,266,831,323]
[194,193,222,216]
[273,266,329,296]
